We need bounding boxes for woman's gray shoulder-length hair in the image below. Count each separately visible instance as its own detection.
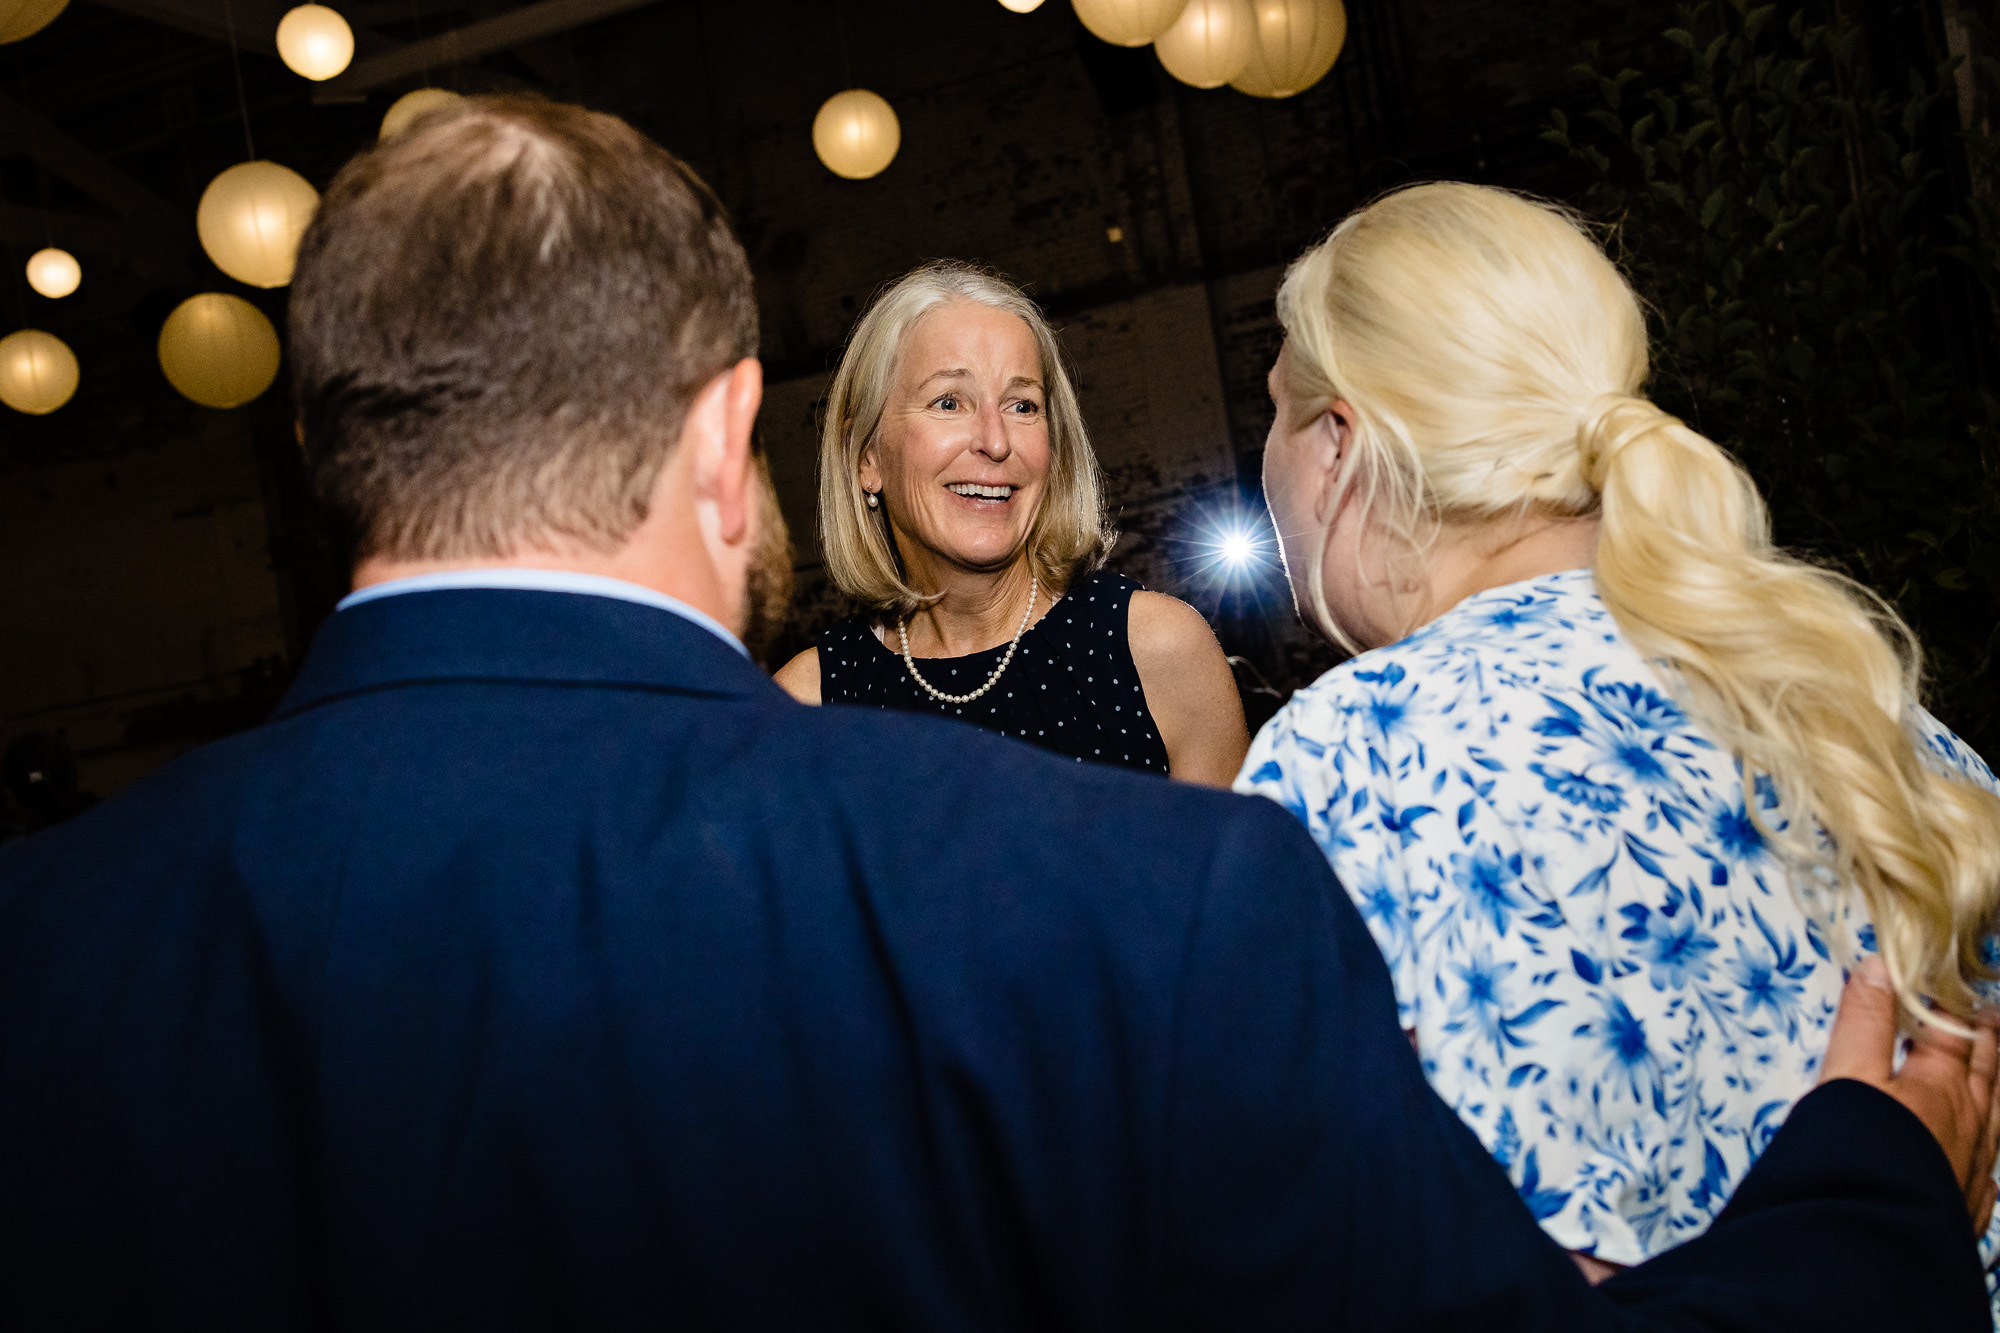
[816,259,1115,616]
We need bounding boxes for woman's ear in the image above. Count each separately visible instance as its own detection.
[857,435,882,496]
[1310,400,1356,523]
[1327,399,1356,458]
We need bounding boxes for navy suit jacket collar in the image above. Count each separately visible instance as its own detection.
[275,588,779,719]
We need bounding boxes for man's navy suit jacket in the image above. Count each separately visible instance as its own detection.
[0,590,1986,1329]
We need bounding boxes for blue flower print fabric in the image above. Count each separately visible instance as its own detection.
[1236,569,2000,1292]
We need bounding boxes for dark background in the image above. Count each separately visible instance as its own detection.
[0,0,1990,802]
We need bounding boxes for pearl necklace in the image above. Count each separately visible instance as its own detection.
[897,577,1039,705]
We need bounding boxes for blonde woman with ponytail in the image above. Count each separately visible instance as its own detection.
[1235,183,2000,1290]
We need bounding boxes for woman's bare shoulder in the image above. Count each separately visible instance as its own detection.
[1125,589,1249,787]
[774,646,822,704]
[1127,590,1223,665]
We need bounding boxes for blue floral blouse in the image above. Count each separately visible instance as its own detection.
[1236,569,2000,1292]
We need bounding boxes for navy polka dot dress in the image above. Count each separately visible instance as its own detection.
[818,569,1171,775]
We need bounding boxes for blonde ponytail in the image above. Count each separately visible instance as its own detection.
[1276,182,2000,1023]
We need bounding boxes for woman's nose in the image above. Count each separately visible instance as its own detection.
[973,403,1011,461]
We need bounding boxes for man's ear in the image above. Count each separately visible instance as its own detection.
[688,358,764,546]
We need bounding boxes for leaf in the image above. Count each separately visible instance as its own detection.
[1701,187,1727,229]
[1571,949,1603,983]
[1567,858,1614,899]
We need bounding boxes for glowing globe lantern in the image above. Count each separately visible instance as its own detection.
[0,329,77,414]
[276,4,353,81]
[25,247,80,299]
[0,0,68,43]
[158,294,282,409]
[997,0,1046,10]
[1230,0,1345,98]
[1072,0,1188,46]
[812,90,900,181]
[1155,0,1255,88]
[197,160,319,289]
[380,87,464,141]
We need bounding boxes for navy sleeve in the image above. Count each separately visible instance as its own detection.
[1157,796,1988,1331]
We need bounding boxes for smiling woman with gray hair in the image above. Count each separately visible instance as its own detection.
[776,261,1248,785]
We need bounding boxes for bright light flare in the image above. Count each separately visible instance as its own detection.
[1219,529,1257,567]
[1190,512,1278,590]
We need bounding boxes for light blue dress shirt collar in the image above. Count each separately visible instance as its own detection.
[336,569,748,657]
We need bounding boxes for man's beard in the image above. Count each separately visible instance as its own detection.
[739,452,795,664]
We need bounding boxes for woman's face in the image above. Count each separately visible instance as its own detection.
[862,302,1051,580]
[1262,341,1399,650]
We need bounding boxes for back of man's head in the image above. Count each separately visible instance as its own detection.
[290,97,757,562]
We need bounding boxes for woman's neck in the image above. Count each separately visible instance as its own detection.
[888,554,1050,658]
[1410,515,1599,633]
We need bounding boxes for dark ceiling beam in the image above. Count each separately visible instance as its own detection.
[0,204,188,284]
[0,94,180,230]
[312,0,659,100]
[0,93,190,283]
[86,0,401,60]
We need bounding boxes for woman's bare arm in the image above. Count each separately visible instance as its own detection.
[774,647,822,704]
[1127,591,1250,787]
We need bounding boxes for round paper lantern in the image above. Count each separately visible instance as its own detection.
[812,90,900,181]
[197,160,319,289]
[276,4,353,80]
[1155,0,1255,88]
[0,0,68,43]
[158,294,282,409]
[0,329,77,415]
[1072,0,1188,47]
[25,247,80,299]
[380,86,464,141]
[997,0,1046,10]
[1230,0,1345,98]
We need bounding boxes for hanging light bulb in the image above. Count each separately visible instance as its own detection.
[0,0,68,43]
[380,87,464,141]
[276,4,354,81]
[197,161,319,289]
[1230,0,1345,98]
[812,90,901,181]
[1071,0,1189,47]
[997,0,1046,10]
[25,247,80,299]
[1155,0,1255,88]
[158,294,282,410]
[0,328,78,414]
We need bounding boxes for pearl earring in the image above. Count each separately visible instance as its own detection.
[865,490,879,510]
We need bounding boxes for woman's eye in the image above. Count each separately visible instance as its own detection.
[934,395,959,411]
[1008,400,1040,417]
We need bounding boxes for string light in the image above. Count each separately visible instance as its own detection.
[1072,0,1189,47]
[380,87,463,141]
[0,0,67,44]
[0,329,78,414]
[813,90,900,180]
[158,294,281,409]
[197,161,319,289]
[1231,0,1346,98]
[25,247,80,298]
[276,4,354,80]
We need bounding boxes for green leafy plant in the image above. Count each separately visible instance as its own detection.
[1545,0,2000,755]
